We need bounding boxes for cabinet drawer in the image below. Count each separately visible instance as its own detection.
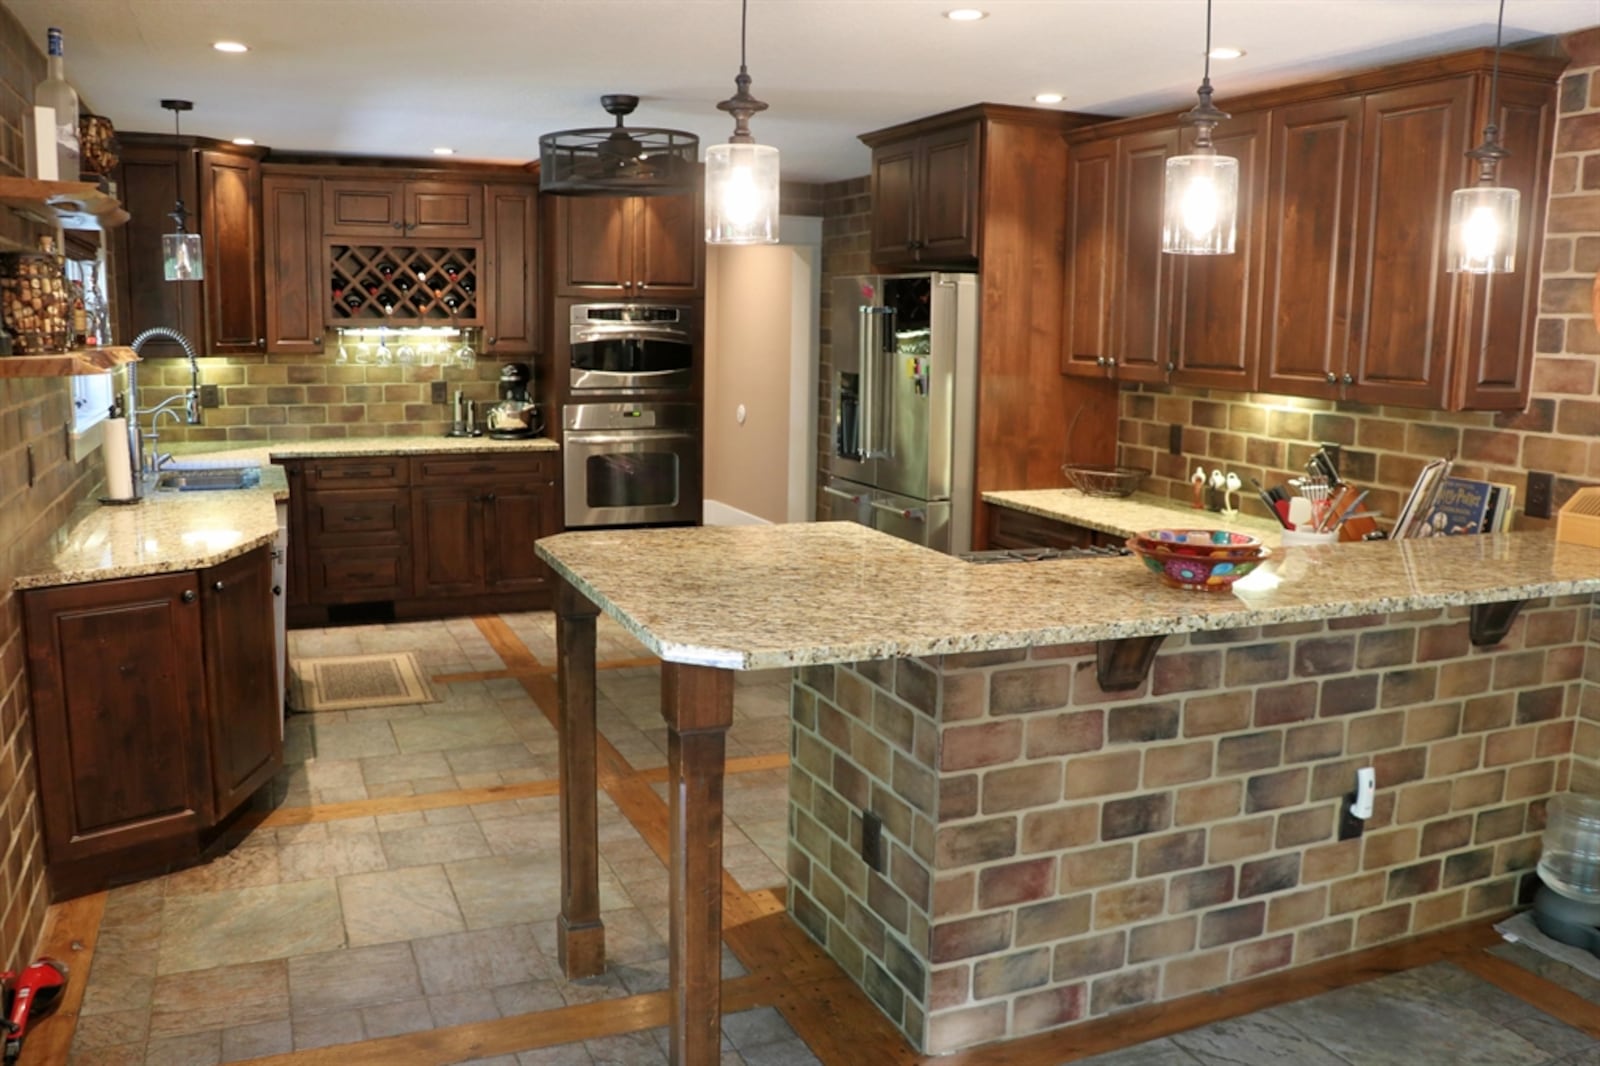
[411,453,554,485]
[305,490,410,545]
[305,546,411,603]
[302,457,409,489]
[986,506,1099,551]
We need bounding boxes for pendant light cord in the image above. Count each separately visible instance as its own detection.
[1488,0,1505,131]
[740,0,749,75]
[1202,0,1213,88]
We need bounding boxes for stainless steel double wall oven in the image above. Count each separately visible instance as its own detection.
[558,300,702,528]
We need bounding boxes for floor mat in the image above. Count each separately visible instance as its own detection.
[288,652,438,712]
[1495,909,1600,981]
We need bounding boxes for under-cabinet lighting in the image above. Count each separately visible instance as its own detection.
[231,137,255,146]
[432,147,455,156]
[1034,92,1064,104]
[945,9,988,21]
[212,41,248,53]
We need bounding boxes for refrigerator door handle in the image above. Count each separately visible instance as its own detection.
[870,498,926,522]
[857,307,877,458]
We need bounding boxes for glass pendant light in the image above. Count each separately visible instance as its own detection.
[160,99,204,281]
[1161,0,1238,256]
[1448,0,1518,274]
[705,0,780,245]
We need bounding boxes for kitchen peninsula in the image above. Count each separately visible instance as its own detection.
[538,522,1600,1059]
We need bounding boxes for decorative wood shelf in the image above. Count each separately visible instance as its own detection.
[0,346,138,378]
[0,177,129,231]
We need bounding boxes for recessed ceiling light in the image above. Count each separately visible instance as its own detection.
[1208,46,1245,60]
[1034,92,1064,104]
[212,40,249,53]
[231,137,256,146]
[432,147,456,156]
[945,9,988,21]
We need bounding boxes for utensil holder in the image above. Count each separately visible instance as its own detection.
[1280,528,1339,546]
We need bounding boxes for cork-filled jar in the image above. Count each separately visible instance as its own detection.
[0,252,71,354]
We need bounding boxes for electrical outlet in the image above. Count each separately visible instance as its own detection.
[1168,423,1182,455]
[430,380,448,405]
[199,384,220,408]
[861,810,884,872]
[1526,470,1554,520]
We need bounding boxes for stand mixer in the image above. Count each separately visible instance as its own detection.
[485,362,541,439]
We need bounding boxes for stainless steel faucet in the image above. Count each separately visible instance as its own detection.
[127,327,203,484]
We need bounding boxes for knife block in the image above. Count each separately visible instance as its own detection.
[1556,487,1600,548]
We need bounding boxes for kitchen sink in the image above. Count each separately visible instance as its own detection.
[154,466,262,492]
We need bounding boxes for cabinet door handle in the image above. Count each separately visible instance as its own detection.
[272,585,282,596]
[1166,361,1175,373]
[392,220,405,230]
[488,336,497,345]
[1325,372,1337,384]
[1342,373,1354,386]
[181,589,197,603]
[213,580,226,592]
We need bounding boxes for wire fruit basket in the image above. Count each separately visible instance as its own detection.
[1061,463,1147,498]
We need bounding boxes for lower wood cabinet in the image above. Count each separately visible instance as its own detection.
[23,546,282,896]
[984,505,1118,551]
[285,452,561,623]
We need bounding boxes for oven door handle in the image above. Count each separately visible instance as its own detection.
[822,485,864,502]
[565,430,696,446]
[571,326,690,343]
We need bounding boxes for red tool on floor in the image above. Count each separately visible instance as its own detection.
[1,958,68,1065]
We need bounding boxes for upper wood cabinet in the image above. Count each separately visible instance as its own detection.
[548,192,702,299]
[262,171,325,354]
[198,150,266,354]
[111,139,205,357]
[864,119,982,268]
[484,184,540,353]
[323,179,483,239]
[1062,49,1562,412]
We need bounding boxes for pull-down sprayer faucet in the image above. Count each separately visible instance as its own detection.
[127,327,202,482]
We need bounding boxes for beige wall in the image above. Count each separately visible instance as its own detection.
[705,241,817,524]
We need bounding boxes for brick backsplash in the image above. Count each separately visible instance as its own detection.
[791,597,1594,1053]
[1123,34,1600,535]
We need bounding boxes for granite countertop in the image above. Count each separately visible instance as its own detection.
[985,488,1286,545]
[18,435,559,590]
[536,521,1600,670]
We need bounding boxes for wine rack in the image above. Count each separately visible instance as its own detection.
[328,242,482,324]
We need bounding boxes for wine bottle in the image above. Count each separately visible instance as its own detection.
[34,28,80,182]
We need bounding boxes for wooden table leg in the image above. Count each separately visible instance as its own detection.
[555,578,604,978]
[662,662,735,1066]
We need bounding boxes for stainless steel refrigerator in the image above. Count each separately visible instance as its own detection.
[821,272,979,555]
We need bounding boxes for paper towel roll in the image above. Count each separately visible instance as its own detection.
[102,416,134,500]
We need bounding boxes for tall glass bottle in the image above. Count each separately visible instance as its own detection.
[34,27,80,182]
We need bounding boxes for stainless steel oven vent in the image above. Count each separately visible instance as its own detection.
[539,94,699,196]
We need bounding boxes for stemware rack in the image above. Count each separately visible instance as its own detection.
[328,242,482,324]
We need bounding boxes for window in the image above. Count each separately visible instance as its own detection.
[65,253,115,458]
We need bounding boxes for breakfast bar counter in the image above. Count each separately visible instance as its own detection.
[536,522,1600,1059]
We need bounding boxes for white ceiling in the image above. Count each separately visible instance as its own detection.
[12,1,1600,183]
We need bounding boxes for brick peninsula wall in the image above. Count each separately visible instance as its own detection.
[788,596,1595,1053]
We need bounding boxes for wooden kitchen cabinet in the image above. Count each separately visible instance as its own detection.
[111,138,204,357]
[865,118,982,268]
[411,454,560,599]
[285,452,560,624]
[1065,49,1560,412]
[23,547,282,895]
[113,136,266,357]
[484,184,540,353]
[262,171,326,354]
[198,149,266,353]
[549,192,702,299]
[200,548,282,815]
[323,179,483,239]
[986,506,1120,551]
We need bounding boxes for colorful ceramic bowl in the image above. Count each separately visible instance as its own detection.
[1134,528,1265,559]
[1126,538,1269,592]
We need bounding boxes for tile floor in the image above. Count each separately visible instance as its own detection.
[59,613,1600,1065]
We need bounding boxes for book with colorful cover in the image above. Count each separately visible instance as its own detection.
[1416,476,1494,536]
